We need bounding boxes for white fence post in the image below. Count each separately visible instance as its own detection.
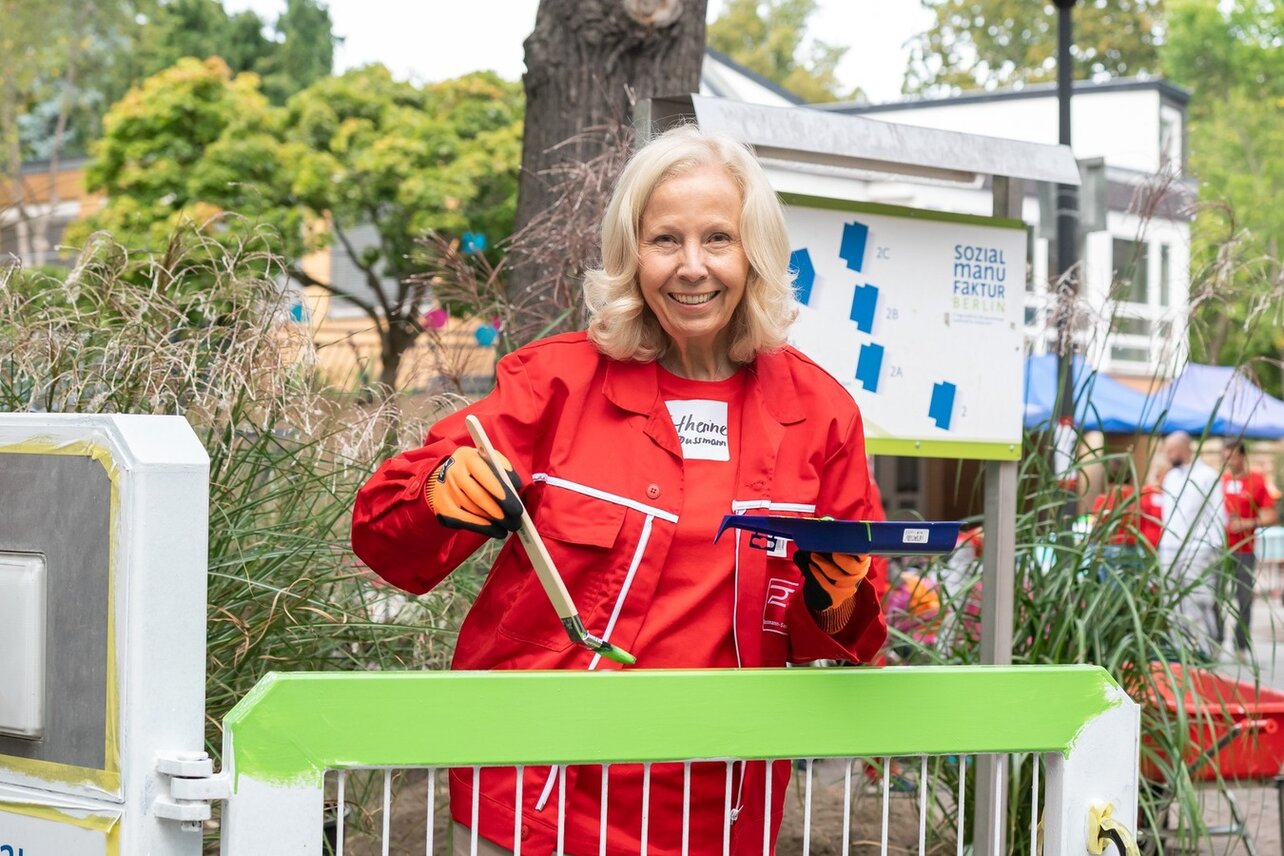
[1043,683,1142,855]
[0,414,210,856]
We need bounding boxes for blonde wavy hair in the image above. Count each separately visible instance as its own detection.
[583,125,797,364]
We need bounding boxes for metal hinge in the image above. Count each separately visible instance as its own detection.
[154,751,232,833]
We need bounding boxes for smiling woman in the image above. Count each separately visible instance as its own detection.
[351,124,888,855]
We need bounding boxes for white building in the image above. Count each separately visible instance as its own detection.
[700,61,1195,387]
[816,78,1194,384]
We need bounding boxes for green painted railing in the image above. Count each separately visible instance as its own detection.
[223,665,1123,787]
[218,665,1140,855]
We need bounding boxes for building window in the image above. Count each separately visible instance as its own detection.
[1159,244,1171,307]
[1110,344,1151,364]
[1113,238,1149,304]
[1159,112,1181,171]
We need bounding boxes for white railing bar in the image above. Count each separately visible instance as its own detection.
[303,750,1067,856]
[599,764,609,856]
[338,769,347,856]
[1030,755,1039,856]
[513,764,524,856]
[641,762,652,856]
[426,768,435,856]
[803,757,813,855]
[471,766,481,856]
[557,764,568,856]
[382,767,392,856]
[841,758,853,856]
[684,761,693,856]
[762,760,773,856]
[918,755,928,856]
[721,761,731,856]
[880,756,890,856]
[992,757,1002,856]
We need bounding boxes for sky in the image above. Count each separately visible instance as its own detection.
[223,0,935,104]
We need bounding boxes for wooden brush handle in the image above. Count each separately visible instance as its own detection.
[464,415,578,621]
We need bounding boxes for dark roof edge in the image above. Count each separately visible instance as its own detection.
[703,47,806,106]
[817,77,1190,115]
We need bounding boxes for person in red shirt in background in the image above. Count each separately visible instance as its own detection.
[1137,477,1165,551]
[1090,460,1145,573]
[1221,440,1279,660]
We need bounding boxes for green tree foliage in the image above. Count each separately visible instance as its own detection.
[284,67,522,284]
[1167,0,1284,395]
[707,0,857,103]
[261,0,339,103]
[70,57,300,256]
[3,1,155,166]
[7,0,337,168]
[72,59,523,389]
[903,0,1164,94]
[115,0,338,106]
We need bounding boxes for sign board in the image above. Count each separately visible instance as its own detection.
[0,804,117,855]
[783,194,1027,460]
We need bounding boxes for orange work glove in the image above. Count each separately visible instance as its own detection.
[793,550,871,632]
[425,446,524,539]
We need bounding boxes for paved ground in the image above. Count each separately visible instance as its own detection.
[1187,568,1284,855]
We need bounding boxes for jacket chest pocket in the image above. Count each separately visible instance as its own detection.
[497,483,628,652]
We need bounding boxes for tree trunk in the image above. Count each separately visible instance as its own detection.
[508,0,708,342]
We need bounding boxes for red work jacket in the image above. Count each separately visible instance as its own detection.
[352,332,886,855]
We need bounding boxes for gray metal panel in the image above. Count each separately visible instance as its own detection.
[688,94,1082,186]
[0,454,109,770]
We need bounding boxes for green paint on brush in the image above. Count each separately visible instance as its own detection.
[598,644,636,665]
[223,665,1127,787]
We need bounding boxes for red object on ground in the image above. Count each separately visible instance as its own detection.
[1145,664,1284,781]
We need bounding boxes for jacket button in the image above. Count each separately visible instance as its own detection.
[646,483,661,499]
[520,823,530,840]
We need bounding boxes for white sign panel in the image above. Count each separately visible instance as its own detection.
[783,195,1027,460]
[0,806,115,856]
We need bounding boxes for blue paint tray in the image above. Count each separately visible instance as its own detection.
[716,515,960,556]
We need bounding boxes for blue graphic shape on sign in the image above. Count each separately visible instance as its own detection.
[929,382,958,430]
[849,283,879,333]
[839,221,870,272]
[789,248,815,305]
[854,343,884,393]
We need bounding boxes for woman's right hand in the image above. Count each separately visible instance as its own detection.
[425,446,524,539]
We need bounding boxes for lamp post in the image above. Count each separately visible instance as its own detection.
[1053,0,1080,515]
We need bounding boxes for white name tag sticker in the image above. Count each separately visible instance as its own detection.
[902,528,929,544]
[665,399,730,461]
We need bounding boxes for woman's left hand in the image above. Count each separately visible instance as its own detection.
[793,551,871,613]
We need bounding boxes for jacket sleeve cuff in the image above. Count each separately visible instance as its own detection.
[812,596,857,634]
[786,578,886,663]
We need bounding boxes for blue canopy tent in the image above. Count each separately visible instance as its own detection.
[1023,354,1212,434]
[1156,364,1284,439]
